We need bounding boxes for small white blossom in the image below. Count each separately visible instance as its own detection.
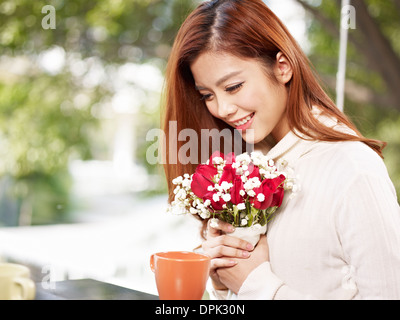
[237,203,246,210]
[213,156,224,165]
[172,176,183,185]
[241,219,248,226]
[210,218,219,228]
[247,190,256,197]
[220,181,232,191]
[213,193,220,202]
[200,211,211,219]
[182,178,191,188]
[222,194,231,202]
[257,193,265,202]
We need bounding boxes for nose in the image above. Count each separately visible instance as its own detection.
[217,98,237,119]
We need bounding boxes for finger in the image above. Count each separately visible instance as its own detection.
[202,235,253,259]
[207,219,235,237]
[210,258,238,270]
[203,234,254,251]
[207,244,252,259]
[202,237,253,258]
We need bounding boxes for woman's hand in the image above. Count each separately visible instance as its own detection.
[202,219,254,290]
[216,235,269,294]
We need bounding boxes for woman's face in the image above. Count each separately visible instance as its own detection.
[190,51,292,145]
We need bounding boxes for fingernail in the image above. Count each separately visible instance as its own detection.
[229,226,235,233]
[246,244,254,250]
[242,251,250,258]
[230,260,237,265]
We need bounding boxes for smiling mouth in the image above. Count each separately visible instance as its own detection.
[232,113,255,128]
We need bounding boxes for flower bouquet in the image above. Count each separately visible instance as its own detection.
[168,151,293,246]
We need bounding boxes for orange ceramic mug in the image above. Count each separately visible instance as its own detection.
[150,251,211,300]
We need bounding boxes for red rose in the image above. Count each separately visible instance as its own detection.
[247,162,260,180]
[191,164,217,199]
[230,176,245,205]
[270,175,286,207]
[209,151,225,165]
[271,187,284,207]
[224,152,236,165]
[204,192,226,211]
[251,179,274,210]
[219,163,236,184]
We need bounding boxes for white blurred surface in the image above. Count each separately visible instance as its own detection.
[0,195,203,295]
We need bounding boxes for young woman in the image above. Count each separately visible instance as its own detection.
[162,0,400,299]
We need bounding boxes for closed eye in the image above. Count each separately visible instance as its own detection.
[200,93,213,101]
[225,82,244,93]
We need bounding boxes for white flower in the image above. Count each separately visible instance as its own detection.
[168,204,188,215]
[182,178,191,188]
[237,203,246,210]
[176,188,187,200]
[213,193,220,202]
[239,190,245,197]
[213,156,224,165]
[200,211,211,219]
[172,176,183,185]
[210,218,219,228]
[247,190,256,197]
[222,194,231,202]
[241,219,248,226]
[257,193,265,202]
[220,181,232,191]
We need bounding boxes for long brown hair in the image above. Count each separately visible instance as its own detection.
[162,0,386,205]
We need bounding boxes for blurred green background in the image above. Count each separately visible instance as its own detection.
[0,0,399,227]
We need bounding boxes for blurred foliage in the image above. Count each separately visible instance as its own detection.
[0,0,198,225]
[1,0,398,225]
[304,0,400,198]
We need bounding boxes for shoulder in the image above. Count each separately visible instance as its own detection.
[304,140,387,177]
[301,141,399,209]
[297,140,395,197]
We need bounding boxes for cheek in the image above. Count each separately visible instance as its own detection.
[205,102,219,119]
[240,85,269,110]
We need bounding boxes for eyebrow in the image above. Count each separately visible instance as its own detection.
[195,70,243,91]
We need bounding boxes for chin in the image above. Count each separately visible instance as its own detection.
[240,131,264,145]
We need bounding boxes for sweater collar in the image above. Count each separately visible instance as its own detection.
[265,107,343,166]
[266,130,317,166]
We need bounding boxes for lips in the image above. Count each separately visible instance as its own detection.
[232,113,255,130]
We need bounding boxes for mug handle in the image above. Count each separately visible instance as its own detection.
[150,254,155,272]
[14,277,36,300]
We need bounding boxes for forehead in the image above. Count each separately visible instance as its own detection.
[190,51,260,86]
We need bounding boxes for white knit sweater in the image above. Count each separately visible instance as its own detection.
[215,117,400,300]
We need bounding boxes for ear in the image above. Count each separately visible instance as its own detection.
[274,52,293,85]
